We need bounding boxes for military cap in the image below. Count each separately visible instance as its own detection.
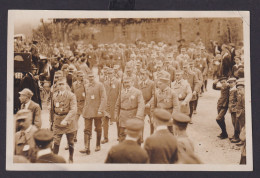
[34,129,54,143]
[76,71,84,76]
[19,88,34,98]
[158,71,170,81]
[172,112,190,124]
[123,76,132,83]
[68,66,75,72]
[61,64,69,70]
[87,71,94,77]
[56,77,67,84]
[218,76,227,82]
[125,118,144,131]
[236,78,245,88]
[15,109,32,121]
[175,70,184,75]
[153,108,172,122]
[227,77,236,83]
[107,68,114,74]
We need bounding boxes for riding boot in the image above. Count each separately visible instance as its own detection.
[95,132,101,152]
[53,144,60,154]
[68,144,74,163]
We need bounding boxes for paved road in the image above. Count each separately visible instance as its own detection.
[40,71,241,164]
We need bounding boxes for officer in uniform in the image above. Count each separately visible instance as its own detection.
[105,118,148,163]
[34,129,66,163]
[71,71,86,142]
[213,77,230,139]
[80,71,107,154]
[137,69,155,135]
[144,108,178,164]
[171,70,192,117]
[14,109,38,161]
[52,77,77,163]
[151,71,180,133]
[227,78,240,143]
[102,68,121,144]
[114,76,145,142]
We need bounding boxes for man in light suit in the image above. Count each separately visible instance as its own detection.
[19,88,42,129]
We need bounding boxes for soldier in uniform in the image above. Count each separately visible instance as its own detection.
[113,65,123,81]
[227,78,240,143]
[151,71,180,134]
[102,68,121,144]
[171,70,192,117]
[80,71,107,154]
[163,57,176,82]
[14,109,38,161]
[71,71,86,142]
[34,129,66,163]
[114,76,145,142]
[189,61,203,115]
[236,79,245,146]
[105,119,148,163]
[195,53,208,94]
[182,62,200,120]
[144,108,178,164]
[213,77,230,139]
[137,69,155,135]
[52,78,77,163]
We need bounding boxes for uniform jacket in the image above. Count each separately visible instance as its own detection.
[151,86,180,115]
[71,80,86,114]
[27,100,42,129]
[212,82,230,108]
[195,59,208,77]
[82,81,107,118]
[137,79,154,116]
[105,140,149,163]
[115,86,145,127]
[171,79,192,115]
[144,129,178,163]
[191,68,203,89]
[53,90,77,134]
[104,78,121,120]
[14,125,38,157]
[183,71,200,101]
[177,135,195,161]
[228,86,238,113]
[236,92,245,118]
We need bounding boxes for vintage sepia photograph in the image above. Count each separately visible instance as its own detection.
[6,10,251,171]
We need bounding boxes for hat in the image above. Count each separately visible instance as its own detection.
[125,118,144,131]
[218,76,227,82]
[172,112,190,124]
[68,66,74,72]
[123,76,132,83]
[16,109,32,121]
[19,88,34,98]
[153,108,172,122]
[34,129,54,143]
[227,77,236,83]
[87,71,94,77]
[76,71,84,76]
[175,70,184,75]
[236,78,245,88]
[158,71,170,81]
[107,68,114,74]
[56,77,67,84]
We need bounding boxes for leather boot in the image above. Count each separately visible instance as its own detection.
[79,134,90,154]
[95,132,101,152]
[53,144,60,154]
[68,144,74,163]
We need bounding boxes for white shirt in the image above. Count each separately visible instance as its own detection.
[125,135,138,142]
[24,100,31,110]
[37,148,52,158]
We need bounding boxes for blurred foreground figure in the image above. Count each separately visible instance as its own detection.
[144,108,178,163]
[34,129,66,163]
[105,118,148,163]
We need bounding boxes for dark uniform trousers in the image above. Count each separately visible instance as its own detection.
[231,112,240,137]
[84,117,102,146]
[102,116,110,140]
[216,106,228,134]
